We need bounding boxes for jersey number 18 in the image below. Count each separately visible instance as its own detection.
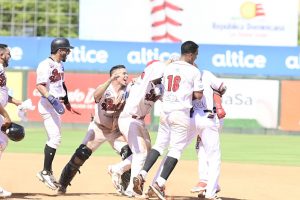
[167,75,181,92]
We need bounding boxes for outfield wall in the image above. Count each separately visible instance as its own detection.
[6,71,300,132]
[1,36,299,132]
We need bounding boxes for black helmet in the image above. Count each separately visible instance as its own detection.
[3,122,25,142]
[51,37,74,54]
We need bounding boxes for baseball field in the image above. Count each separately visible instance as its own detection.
[1,127,300,200]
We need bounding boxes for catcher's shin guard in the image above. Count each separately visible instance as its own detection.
[59,144,92,189]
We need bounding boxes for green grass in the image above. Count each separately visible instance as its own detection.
[6,128,300,166]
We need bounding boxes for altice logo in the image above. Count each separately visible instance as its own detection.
[285,55,300,69]
[212,50,266,68]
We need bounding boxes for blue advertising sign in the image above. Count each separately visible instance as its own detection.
[1,36,299,77]
[198,44,300,77]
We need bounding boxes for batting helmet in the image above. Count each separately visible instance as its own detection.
[4,122,25,142]
[51,37,74,54]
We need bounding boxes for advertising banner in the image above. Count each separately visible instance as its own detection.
[191,0,298,46]
[198,44,300,77]
[6,72,23,121]
[26,72,151,124]
[222,78,279,128]
[79,0,298,46]
[155,78,280,129]
[1,36,300,77]
[280,81,300,131]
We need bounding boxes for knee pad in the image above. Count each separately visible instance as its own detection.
[73,144,92,165]
[120,144,132,160]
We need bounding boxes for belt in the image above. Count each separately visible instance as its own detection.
[131,115,145,120]
[42,96,64,100]
[204,108,217,114]
[204,109,215,119]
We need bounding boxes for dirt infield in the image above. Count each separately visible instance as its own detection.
[0,153,299,200]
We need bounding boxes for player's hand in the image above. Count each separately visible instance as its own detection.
[111,73,120,81]
[216,107,226,119]
[65,103,81,115]
[1,117,11,132]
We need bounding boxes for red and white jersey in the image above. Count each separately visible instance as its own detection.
[193,70,224,111]
[36,57,66,98]
[161,61,203,112]
[94,84,126,130]
[123,60,166,117]
[0,64,8,107]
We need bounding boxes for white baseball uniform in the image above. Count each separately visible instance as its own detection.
[36,57,66,149]
[152,61,203,160]
[0,63,9,159]
[186,70,224,198]
[82,84,127,152]
[117,60,166,194]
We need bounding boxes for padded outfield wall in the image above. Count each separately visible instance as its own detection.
[2,36,300,132]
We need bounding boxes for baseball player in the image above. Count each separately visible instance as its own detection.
[36,38,80,190]
[186,69,226,200]
[109,59,170,197]
[133,41,204,200]
[0,44,23,198]
[57,65,133,194]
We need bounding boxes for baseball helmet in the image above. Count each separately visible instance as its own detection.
[4,122,25,142]
[51,37,74,53]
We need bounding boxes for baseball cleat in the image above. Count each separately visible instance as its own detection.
[202,195,222,200]
[190,182,207,193]
[133,174,145,195]
[149,182,166,200]
[36,170,59,190]
[145,186,159,200]
[57,186,67,195]
[107,165,122,193]
[0,187,11,198]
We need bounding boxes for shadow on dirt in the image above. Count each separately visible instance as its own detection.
[11,193,246,200]
[10,192,120,199]
[161,196,246,200]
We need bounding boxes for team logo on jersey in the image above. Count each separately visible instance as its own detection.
[49,69,62,83]
[101,97,125,112]
[145,89,160,102]
[101,98,114,111]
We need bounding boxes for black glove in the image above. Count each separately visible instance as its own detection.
[47,94,65,114]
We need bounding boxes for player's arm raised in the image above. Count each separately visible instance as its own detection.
[94,73,119,102]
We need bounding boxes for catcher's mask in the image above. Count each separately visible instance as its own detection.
[4,122,25,142]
